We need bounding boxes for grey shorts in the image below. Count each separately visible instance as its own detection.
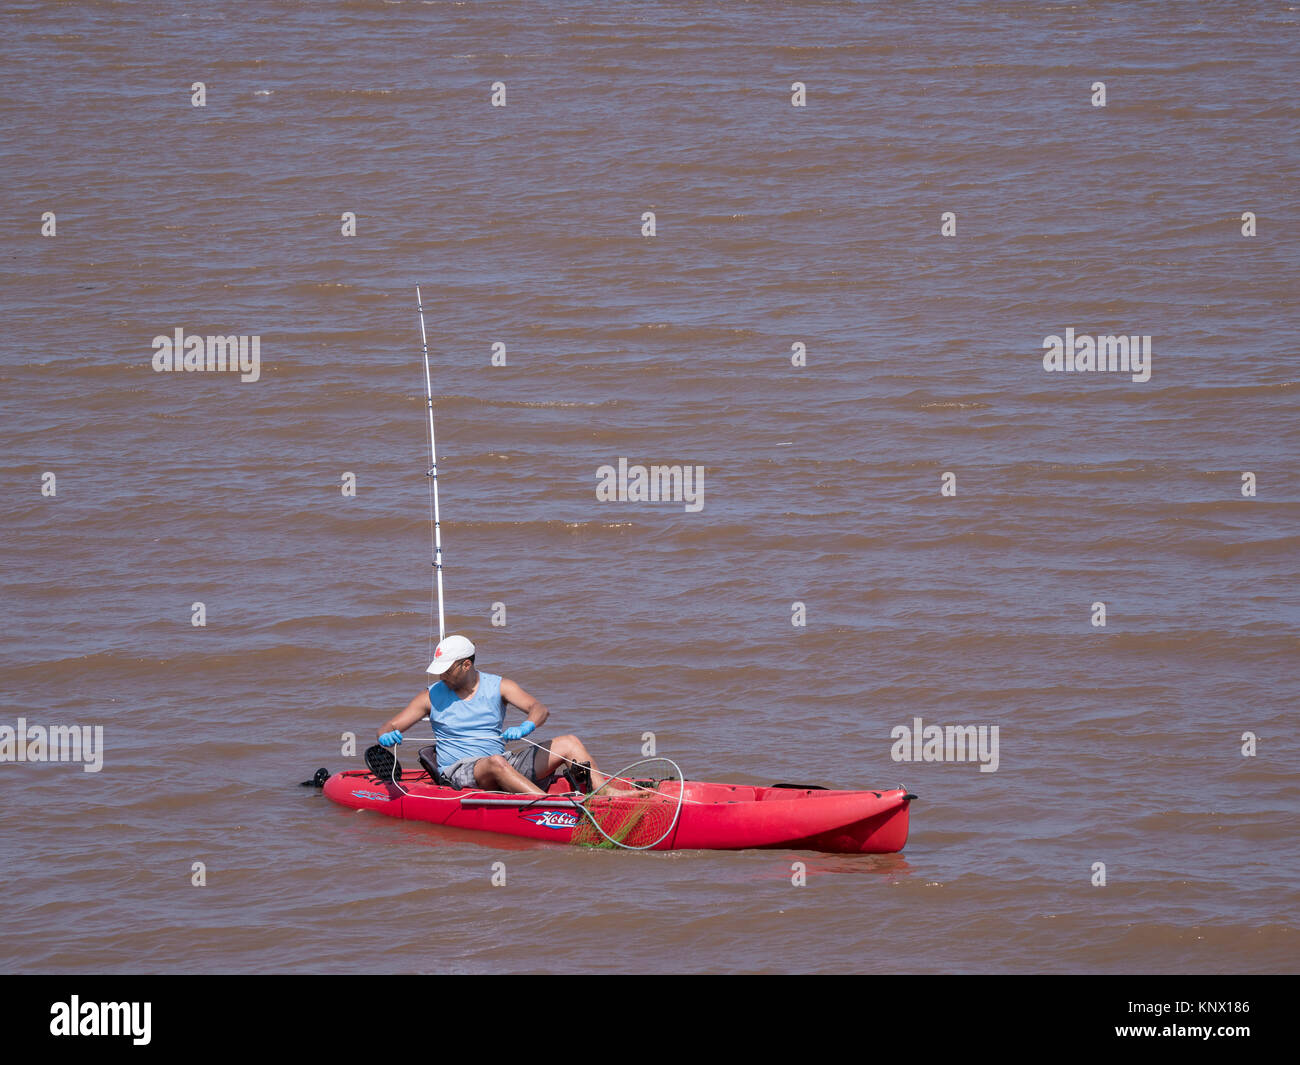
[441,744,557,791]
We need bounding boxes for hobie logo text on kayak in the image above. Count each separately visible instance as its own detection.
[151,328,261,383]
[890,718,999,773]
[595,457,704,513]
[0,719,103,772]
[521,809,580,829]
[1041,328,1152,383]
[50,996,151,1045]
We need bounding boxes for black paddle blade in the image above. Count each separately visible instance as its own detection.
[365,744,402,783]
[299,767,330,788]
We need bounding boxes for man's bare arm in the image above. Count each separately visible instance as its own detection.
[499,678,549,730]
[376,690,432,740]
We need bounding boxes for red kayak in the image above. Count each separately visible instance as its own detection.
[323,765,914,853]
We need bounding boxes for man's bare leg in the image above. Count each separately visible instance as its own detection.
[472,754,544,794]
[536,734,635,793]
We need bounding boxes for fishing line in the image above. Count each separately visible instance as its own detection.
[362,726,699,819]
[369,736,691,804]
[514,733,700,804]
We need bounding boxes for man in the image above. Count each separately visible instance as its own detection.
[375,634,614,794]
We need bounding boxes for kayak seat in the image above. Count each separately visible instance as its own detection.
[418,745,447,787]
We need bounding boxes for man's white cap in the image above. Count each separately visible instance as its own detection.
[427,634,475,675]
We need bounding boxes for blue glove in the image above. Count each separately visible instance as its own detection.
[502,721,536,742]
[379,730,403,747]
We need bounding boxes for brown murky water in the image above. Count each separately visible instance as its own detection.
[1,1,1296,974]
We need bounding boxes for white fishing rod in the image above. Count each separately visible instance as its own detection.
[416,285,446,645]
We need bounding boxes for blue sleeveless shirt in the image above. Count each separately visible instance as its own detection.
[428,671,505,773]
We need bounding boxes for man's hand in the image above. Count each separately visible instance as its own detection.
[379,730,403,747]
[502,721,536,743]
